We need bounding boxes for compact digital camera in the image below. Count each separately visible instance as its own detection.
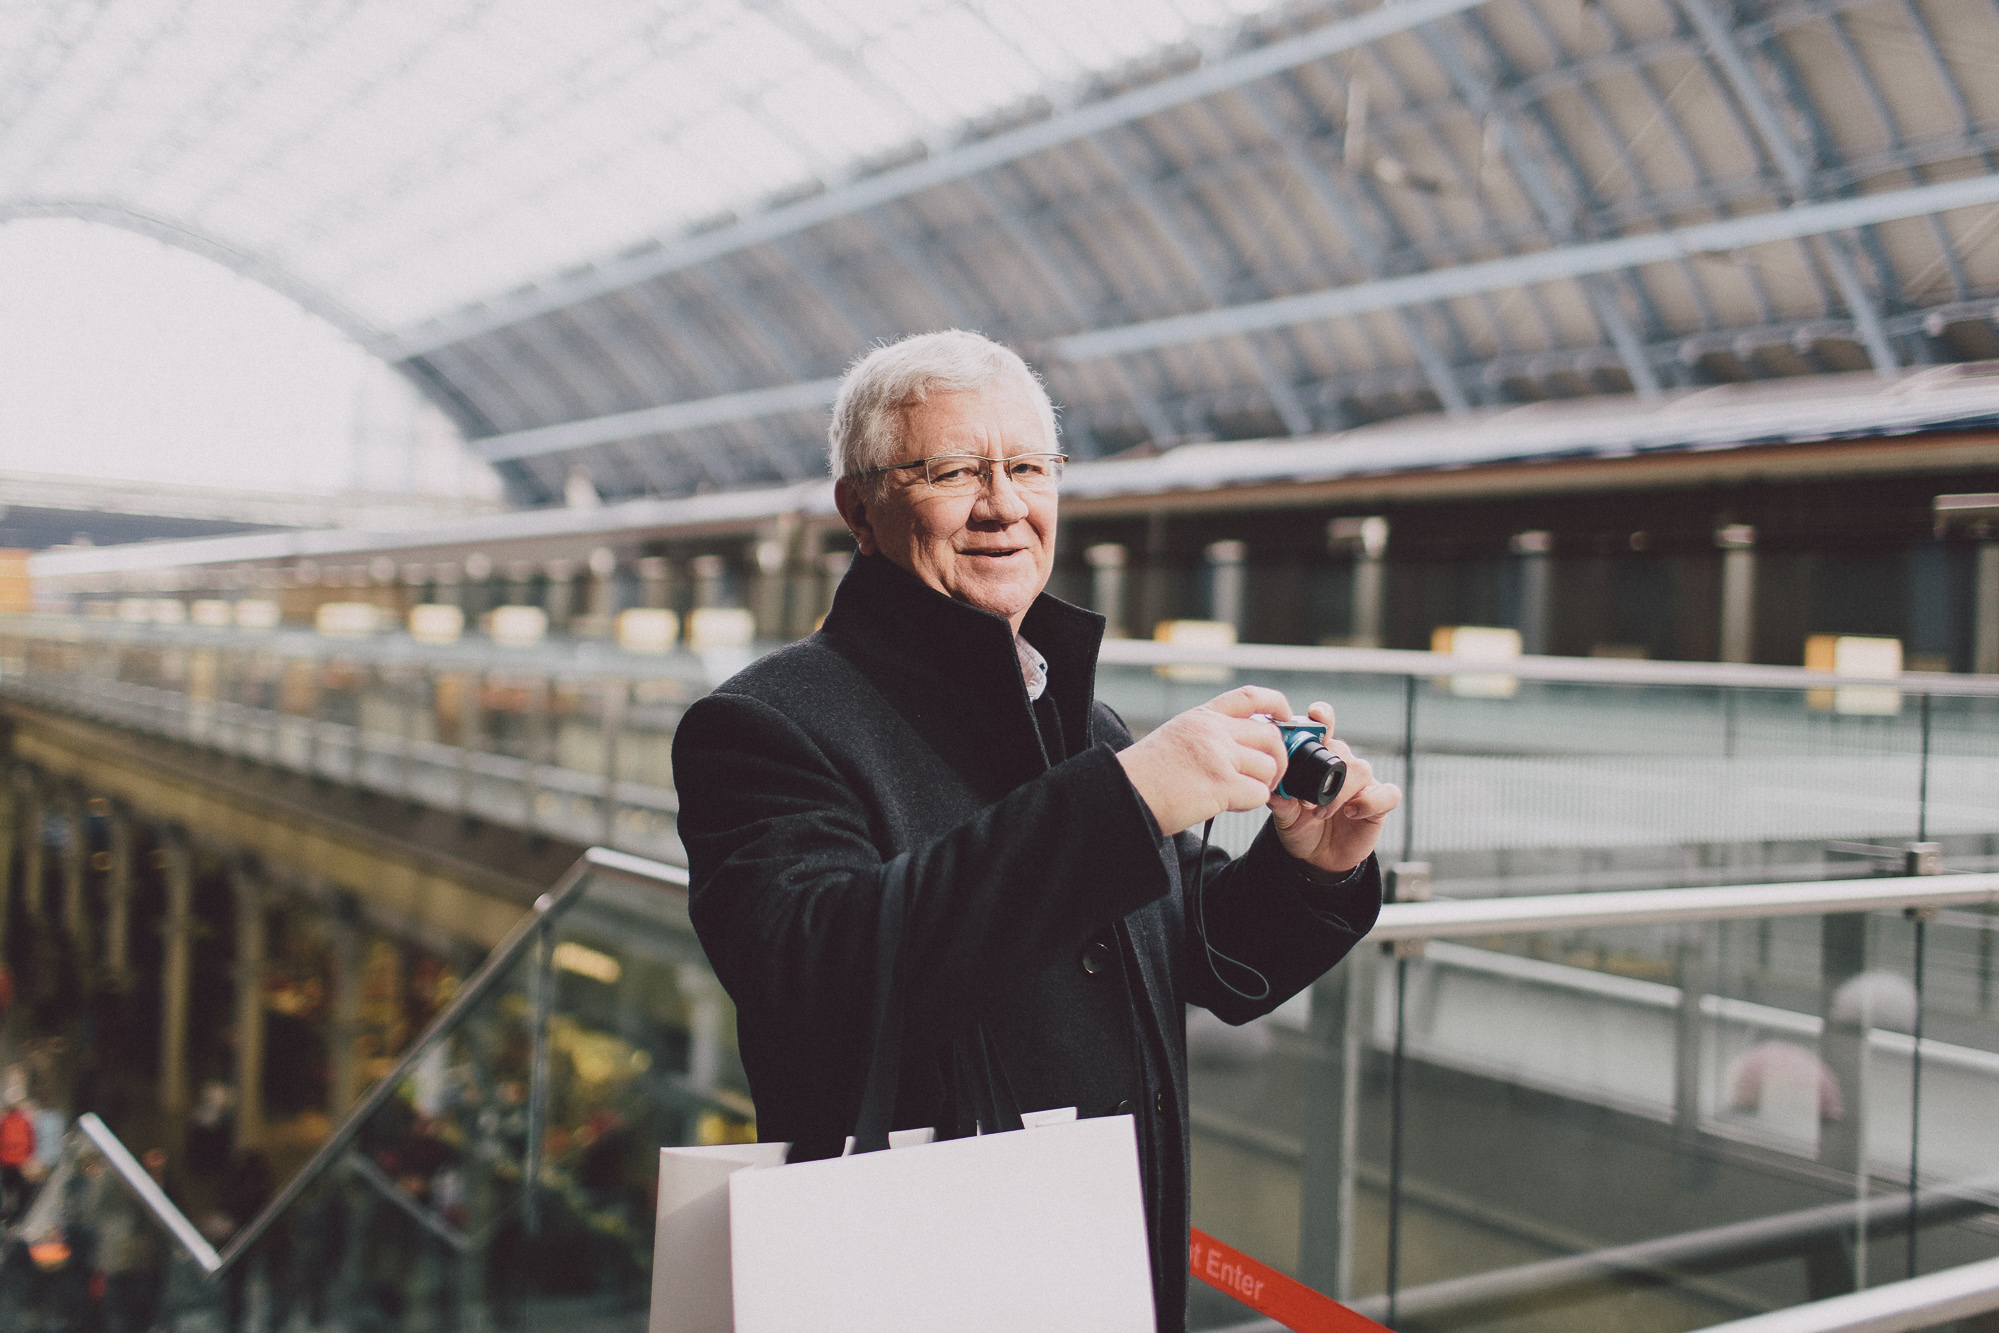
[1274,718,1346,806]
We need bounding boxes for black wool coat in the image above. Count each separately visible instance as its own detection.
[670,552,1381,1331]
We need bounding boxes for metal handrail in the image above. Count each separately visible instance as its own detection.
[211,845,689,1275]
[11,612,1999,696]
[77,1112,223,1275]
[1373,874,1999,940]
[1692,1254,1999,1332]
[1098,636,1999,697]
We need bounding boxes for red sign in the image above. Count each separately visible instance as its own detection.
[1190,1228,1389,1333]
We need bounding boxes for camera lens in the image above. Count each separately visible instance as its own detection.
[1282,738,1346,806]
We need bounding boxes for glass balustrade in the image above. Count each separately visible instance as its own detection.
[3,617,1998,1332]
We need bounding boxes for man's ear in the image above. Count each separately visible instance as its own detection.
[833,477,878,556]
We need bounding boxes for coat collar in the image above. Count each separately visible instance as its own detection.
[821,553,1107,774]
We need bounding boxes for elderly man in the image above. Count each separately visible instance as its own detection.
[671,330,1399,1331]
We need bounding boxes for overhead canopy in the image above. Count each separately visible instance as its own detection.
[8,0,1999,505]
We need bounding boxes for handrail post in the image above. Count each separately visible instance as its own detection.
[523,918,555,1237]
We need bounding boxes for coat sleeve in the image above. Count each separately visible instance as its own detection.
[1086,701,1381,1024]
[1177,822,1383,1025]
[671,689,1179,1054]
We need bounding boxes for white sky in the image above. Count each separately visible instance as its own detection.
[0,219,496,498]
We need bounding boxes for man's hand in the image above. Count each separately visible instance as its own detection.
[1116,686,1295,837]
[1268,702,1402,875]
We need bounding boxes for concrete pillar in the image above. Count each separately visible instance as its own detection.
[463,553,494,619]
[580,546,619,637]
[749,526,793,639]
[1509,530,1553,656]
[542,559,576,631]
[61,792,90,968]
[692,554,728,610]
[1086,544,1128,639]
[787,529,829,641]
[1140,512,1171,639]
[1716,524,1757,664]
[326,893,361,1120]
[1205,540,1247,637]
[432,563,464,614]
[1330,517,1389,648]
[104,807,133,987]
[1976,539,1998,675]
[159,835,195,1128]
[22,781,45,925]
[0,772,16,956]
[231,864,268,1152]
[504,561,536,608]
[637,556,671,611]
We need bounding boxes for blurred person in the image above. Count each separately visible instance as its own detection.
[0,1093,34,1225]
[93,1149,167,1333]
[672,330,1399,1331]
[185,1081,233,1178]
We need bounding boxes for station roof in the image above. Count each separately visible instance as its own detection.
[9,0,1999,506]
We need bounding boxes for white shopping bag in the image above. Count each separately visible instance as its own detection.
[649,1113,1155,1333]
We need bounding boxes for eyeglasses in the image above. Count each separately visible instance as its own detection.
[851,452,1067,496]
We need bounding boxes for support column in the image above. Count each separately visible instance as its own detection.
[0,771,17,959]
[636,556,671,611]
[61,792,90,972]
[691,554,727,610]
[1086,544,1128,639]
[1813,910,1869,1297]
[1205,540,1247,638]
[21,780,45,926]
[579,546,619,638]
[1510,530,1553,656]
[1975,537,1998,675]
[159,834,194,1133]
[232,864,268,1153]
[542,559,576,632]
[1330,517,1388,648]
[1297,953,1368,1298]
[326,892,361,1120]
[104,807,133,988]
[1717,523,1757,664]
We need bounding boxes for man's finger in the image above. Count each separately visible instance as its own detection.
[1339,782,1402,824]
[1204,685,1294,721]
[1307,701,1336,735]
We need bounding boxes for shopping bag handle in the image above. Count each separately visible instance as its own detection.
[1190,1229,1389,1333]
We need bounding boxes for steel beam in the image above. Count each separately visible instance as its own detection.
[0,197,379,345]
[1673,0,1899,375]
[1050,172,1999,362]
[373,0,1497,361]
[460,173,1999,463]
[472,378,841,463]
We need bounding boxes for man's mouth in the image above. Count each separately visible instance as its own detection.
[962,548,1024,560]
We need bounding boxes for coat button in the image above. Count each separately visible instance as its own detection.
[1080,940,1112,975]
[1115,1099,1135,1116]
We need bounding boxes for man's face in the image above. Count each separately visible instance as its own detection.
[835,373,1058,631]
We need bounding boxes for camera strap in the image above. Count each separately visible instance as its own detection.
[1189,818,1272,1004]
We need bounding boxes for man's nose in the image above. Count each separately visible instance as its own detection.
[974,464,1030,520]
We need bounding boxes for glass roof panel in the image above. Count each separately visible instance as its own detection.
[0,0,1283,333]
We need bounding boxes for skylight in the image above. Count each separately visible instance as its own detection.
[1,0,1284,334]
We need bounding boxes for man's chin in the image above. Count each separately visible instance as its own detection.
[950,568,1044,622]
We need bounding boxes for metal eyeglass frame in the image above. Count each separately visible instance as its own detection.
[847,452,1068,494]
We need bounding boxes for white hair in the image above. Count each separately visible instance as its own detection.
[827,330,1058,485]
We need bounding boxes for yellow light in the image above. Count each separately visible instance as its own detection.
[552,940,621,986]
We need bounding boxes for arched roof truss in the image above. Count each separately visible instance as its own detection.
[8,0,1999,503]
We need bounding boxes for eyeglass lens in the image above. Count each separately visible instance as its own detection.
[922,454,1065,493]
